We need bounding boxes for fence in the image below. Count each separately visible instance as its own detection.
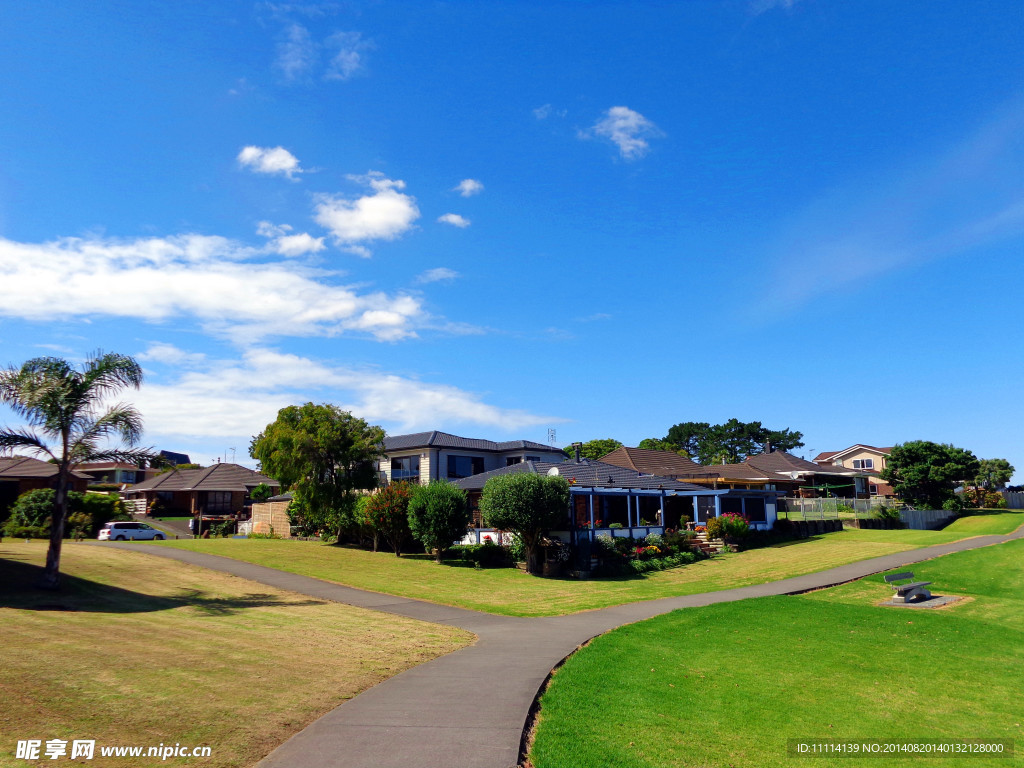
[124,498,147,515]
[777,497,882,519]
[1002,491,1024,509]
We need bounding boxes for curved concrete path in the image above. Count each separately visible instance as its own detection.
[103,527,1023,768]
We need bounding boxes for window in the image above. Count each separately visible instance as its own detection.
[506,457,522,466]
[205,491,232,513]
[391,456,420,483]
[448,455,484,479]
[525,456,540,462]
[869,484,878,495]
[853,459,875,470]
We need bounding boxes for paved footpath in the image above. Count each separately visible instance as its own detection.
[104,527,1023,768]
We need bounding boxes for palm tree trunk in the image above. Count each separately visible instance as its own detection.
[39,464,70,589]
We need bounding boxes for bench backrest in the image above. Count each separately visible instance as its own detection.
[884,572,914,583]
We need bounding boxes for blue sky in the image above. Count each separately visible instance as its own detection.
[1,1,1021,479]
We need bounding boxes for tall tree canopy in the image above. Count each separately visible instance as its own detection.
[648,419,804,464]
[880,440,980,509]
[974,458,1015,491]
[250,403,384,541]
[0,352,152,589]
[566,438,623,461]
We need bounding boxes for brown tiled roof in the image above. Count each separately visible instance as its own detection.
[0,456,90,480]
[127,463,279,492]
[813,451,839,463]
[815,445,893,464]
[599,447,703,476]
[674,463,778,483]
[77,461,140,471]
[746,450,866,478]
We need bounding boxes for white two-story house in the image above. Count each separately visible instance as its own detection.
[381,431,567,485]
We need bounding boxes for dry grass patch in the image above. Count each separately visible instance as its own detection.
[0,543,472,768]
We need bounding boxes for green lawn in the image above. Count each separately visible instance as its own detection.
[152,510,1024,617]
[0,543,471,768]
[529,537,1024,768]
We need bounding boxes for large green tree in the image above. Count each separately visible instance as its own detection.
[566,438,623,461]
[0,352,152,589]
[880,440,980,509]
[480,473,570,575]
[407,480,471,563]
[652,419,804,464]
[250,403,384,542]
[974,458,1015,491]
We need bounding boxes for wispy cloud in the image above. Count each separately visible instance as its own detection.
[454,178,484,197]
[750,0,803,15]
[0,234,423,342]
[582,106,664,160]
[133,347,560,439]
[313,172,420,257]
[416,267,460,284]
[761,99,1024,306]
[437,213,470,228]
[237,145,305,179]
[139,342,207,367]
[274,23,317,80]
[533,104,566,120]
[324,30,372,81]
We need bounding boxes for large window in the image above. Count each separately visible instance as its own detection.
[852,458,875,470]
[205,491,232,513]
[448,455,484,479]
[391,456,420,483]
[506,457,522,466]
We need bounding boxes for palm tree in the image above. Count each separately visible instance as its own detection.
[0,352,153,589]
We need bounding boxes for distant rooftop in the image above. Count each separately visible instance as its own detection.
[383,430,564,455]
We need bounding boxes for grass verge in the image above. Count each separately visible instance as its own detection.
[528,537,1024,768]
[153,510,1023,617]
[0,543,472,768]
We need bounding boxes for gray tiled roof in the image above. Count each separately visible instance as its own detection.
[0,456,90,480]
[451,458,710,492]
[127,463,279,492]
[383,430,565,456]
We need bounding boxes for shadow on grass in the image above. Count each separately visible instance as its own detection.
[0,554,326,615]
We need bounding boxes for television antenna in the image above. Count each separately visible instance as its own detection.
[547,428,556,446]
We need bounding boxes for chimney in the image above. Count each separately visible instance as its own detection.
[764,440,774,454]
[572,442,582,463]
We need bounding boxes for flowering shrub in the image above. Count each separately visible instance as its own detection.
[706,513,749,540]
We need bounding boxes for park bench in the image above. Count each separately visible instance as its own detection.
[884,571,932,603]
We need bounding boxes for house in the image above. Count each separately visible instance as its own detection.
[452,456,782,539]
[76,461,150,487]
[744,449,870,498]
[123,463,279,521]
[813,445,895,497]
[381,431,567,485]
[0,456,90,515]
[600,447,780,490]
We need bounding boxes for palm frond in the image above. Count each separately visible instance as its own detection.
[75,404,146,448]
[82,351,144,398]
[0,428,55,459]
[75,446,156,467]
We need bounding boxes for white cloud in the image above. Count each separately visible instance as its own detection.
[256,221,325,256]
[533,104,552,120]
[585,106,664,160]
[133,347,560,439]
[324,31,372,81]
[237,145,305,179]
[437,213,470,228]
[416,267,460,284]
[275,23,317,80]
[0,234,423,342]
[454,178,484,197]
[138,342,207,367]
[313,172,420,256]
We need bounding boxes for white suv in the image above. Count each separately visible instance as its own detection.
[98,522,166,541]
